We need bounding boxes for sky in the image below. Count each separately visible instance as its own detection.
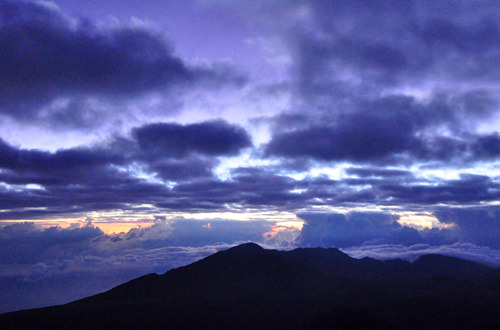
[2,0,500,313]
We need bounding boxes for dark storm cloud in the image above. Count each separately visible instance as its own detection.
[133,120,252,158]
[0,0,236,122]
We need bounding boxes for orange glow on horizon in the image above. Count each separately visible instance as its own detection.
[93,222,155,235]
[263,219,304,239]
[7,220,156,235]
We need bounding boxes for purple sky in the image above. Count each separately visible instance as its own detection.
[2,0,500,313]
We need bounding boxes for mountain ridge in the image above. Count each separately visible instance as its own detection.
[1,242,499,330]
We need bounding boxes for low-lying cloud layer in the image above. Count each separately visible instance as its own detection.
[343,242,500,268]
[0,218,300,312]
[298,208,500,249]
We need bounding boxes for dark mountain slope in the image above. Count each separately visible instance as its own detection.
[411,254,493,280]
[1,243,499,330]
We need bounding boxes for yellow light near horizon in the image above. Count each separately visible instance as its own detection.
[0,218,84,229]
[0,219,155,235]
[397,214,454,230]
[39,222,74,229]
[93,222,155,235]
[275,220,304,230]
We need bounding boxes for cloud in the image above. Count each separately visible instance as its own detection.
[0,0,243,128]
[0,1,183,110]
[265,109,416,162]
[415,16,500,57]
[1,131,500,218]
[146,156,217,181]
[297,212,426,248]
[342,242,500,267]
[0,218,297,273]
[5,209,497,286]
[0,222,103,264]
[0,217,303,312]
[0,138,123,176]
[167,167,304,210]
[298,206,500,254]
[0,235,234,313]
[434,206,500,248]
[0,119,257,218]
[1,0,499,220]
[377,174,500,205]
[1,207,500,313]
[248,0,500,173]
[133,120,252,158]
[345,167,413,178]
[265,94,500,164]
[293,0,500,91]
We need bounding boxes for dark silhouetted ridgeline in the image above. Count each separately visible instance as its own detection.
[1,243,500,330]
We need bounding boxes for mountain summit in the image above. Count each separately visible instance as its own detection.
[1,243,500,330]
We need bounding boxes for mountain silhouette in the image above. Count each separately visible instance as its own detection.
[1,243,500,330]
